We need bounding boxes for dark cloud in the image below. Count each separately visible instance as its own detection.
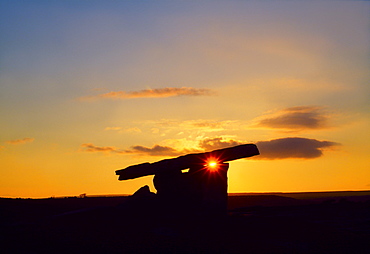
[80,87,214,100]
[255,106,329,130]
[256,137,340,160]
[6,137,35,145]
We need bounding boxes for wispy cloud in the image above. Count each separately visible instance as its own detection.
[80,143,187,156]
[80,143,125,154]
[6,137,35,145]
[141,119,240,135]
[80,87,215,101]
[254,106,330,131]
[125,145,183,156]
[104,127,142,133]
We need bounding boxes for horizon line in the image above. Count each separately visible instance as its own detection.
[2,189,370,200]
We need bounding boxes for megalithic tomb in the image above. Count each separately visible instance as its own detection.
[115,144,259,180]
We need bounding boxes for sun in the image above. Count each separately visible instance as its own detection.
[205,157,220,171]
[208,161,218,168]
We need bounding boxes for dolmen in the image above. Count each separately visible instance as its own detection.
[115,144,259,220]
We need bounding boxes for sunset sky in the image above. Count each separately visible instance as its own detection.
[1,1,369,198]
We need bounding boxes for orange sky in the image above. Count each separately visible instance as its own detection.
[1,1,369,198]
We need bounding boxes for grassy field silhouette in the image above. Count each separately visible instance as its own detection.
[1,191,369,253]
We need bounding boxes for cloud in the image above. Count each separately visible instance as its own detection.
[6,137,35,145]
[197,136,340,160]
[256,137,340,160]
[81,143,124,154]
[80,87,215,100]
[125,145,182,156]
[81,136,340,159]
[198,137,244,151]
[191,121,226,129]
[254,106,329,131]
[161,136,339,160]
[104,127,142,133]
[143,119,240,134]
[126,137,244,156]
[80,143,185,156]
[186,120,241,132]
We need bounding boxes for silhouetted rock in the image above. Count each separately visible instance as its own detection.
[116,143,259,180]
[116,144,259,221]
[107,144,259,253]
[131,185,156,198]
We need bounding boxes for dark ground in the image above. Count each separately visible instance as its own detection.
[1,191,370,253]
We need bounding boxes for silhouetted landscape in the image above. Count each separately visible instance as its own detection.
[1,191,369,253]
